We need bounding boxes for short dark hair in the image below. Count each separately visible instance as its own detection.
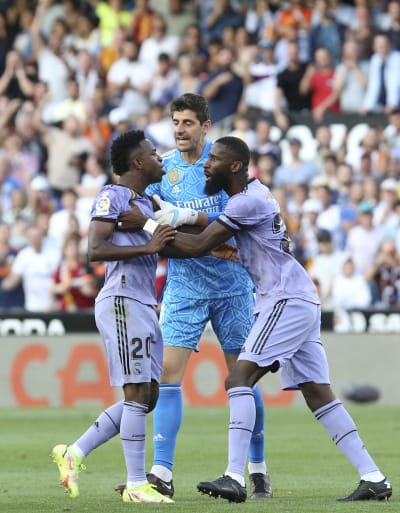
[110,130,145,176]
[170,93,210,124]
[215,136,250,169]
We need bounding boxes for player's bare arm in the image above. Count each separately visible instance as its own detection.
[88,219,176,262]
[116,203,234,258]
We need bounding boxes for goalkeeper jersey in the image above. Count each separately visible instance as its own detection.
[146,141,253,299]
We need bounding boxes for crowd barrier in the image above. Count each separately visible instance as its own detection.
[0,310,398,407]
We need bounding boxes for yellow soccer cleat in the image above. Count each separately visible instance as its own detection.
[122,482,175,503]
[51,444,85,498]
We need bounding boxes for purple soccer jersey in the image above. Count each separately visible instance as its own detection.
[90,184,164,386]
[91,184,158,306]
[218,179,328,389]
[218,179,320,313]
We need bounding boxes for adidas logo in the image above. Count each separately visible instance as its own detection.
[153,433,166,442]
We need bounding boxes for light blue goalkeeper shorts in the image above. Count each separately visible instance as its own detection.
[159,291,254,354]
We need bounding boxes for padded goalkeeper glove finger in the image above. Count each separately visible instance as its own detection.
[152,194,175,211]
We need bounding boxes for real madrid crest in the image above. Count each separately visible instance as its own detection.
[168,169,179,184]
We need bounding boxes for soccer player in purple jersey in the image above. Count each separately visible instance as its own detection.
[127,135,392,503]
[51,130,176,504]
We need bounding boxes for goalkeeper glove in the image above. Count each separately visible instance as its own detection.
[152,194,199,227]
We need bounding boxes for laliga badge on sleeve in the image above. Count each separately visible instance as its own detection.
[96,192,111,216]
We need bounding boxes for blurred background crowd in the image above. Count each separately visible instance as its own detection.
[1,0,400,315]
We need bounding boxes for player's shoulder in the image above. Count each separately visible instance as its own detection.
[162,148,179,167]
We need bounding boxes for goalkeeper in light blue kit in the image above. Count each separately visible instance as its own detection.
[143,93,271,499]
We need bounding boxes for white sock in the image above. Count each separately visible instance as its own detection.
[248,461,267,474]
[360,471,386,483]
[127,479,147,489]
[150,464,172,482]
[225,471,245,487]
[68,443,84,460]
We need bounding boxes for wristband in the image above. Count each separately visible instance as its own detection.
[143,218,159,235]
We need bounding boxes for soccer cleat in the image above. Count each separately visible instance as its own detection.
[337,477,392,501]
[114,472,175,498]
[122,483,174,503]
[197,475,247,503]
[249,472,273,499]
[51,444,85,498]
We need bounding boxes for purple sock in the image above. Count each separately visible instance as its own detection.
[120,401,148,482]
[74,400,123,457]
[226,387,255,477]
[314,399,378,476]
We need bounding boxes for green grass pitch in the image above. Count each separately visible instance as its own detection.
[0,403,398,512]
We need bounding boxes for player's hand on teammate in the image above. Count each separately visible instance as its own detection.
[146,224,176,253]
[152,194,199,227]
[210,242,239,263]
[117,204,148,231]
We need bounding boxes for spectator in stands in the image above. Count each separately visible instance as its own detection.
[176,54,200,95]
[330,257,372,310]
[253,150,279,187]
[229,113,257,150]
[271,0,312,50]
[361,32,400,114]
[129,0,156,45]
[231,26,258,79]
[366,237,400,307]
[274,40,311,131]
[314,180,341,247]
[300,47,340,123]
[1,223,59,312]
[383,0,400,51]
[202,0,244,43]
[345,126,382,176]
[51,233,97,312]
[74,153,111,221]
[294,197,322,266]
[15,101,48,176]
[308,228,348,309]
[27,174,57,218]
[93,0,132,48]
[254,117,281,161]
[51,77,87,124]
[106,37,152,118]
[67,9,101,55]
[1,187,33,226]
[330,39,369,114]
[75,50,100,103]
[345,201,383,276]
[31,1,71,103]
[177,23,208,75]
[2,132,39,189]
[48,188,89,251]
[0,49,35,100]
[166,0,197,37]
[34,96,95,196]
[0,11,14,76]
[373,177,399,229]
[345,3,375,60]
[241,39,280,116]
[198,46,243,124]
[144,103,175,153]
[147,53,180,107]
[308,0,345,66]
[0,222,24,311]
[138,14,180,73]
[273,136,320,193]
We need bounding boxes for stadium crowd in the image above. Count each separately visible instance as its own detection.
[1,0,400,314]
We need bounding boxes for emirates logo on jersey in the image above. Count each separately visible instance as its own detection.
[168,169,179,184]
